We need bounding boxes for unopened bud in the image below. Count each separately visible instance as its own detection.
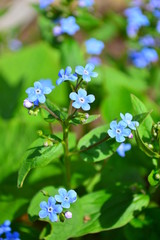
[44,140,53,147]
[155,173,160,180]
[37,130,43,136]
[53,26,62,36]
[23,99,33,108]
[128,133,133,139]
[85,113,89,119]
[65,211,72,219]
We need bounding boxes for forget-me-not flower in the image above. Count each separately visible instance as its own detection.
[87,56,101,66]
[139,35,155,47]
[108,120,131,143]
[56,67,77,85]
[39,0,54,9]
[4,231,20,240]
[120,113,139,130]
[60,16,80,36]
[125,7,149,37]
[116,143,131,157]
[39,197,62,222]
[75,63,98,82]
[55,188,77,209]
[78,0,94,7]
[69,88,95,111]
[0,220,11,236]
[129,48,158,68]
[8,39,22,51]
[85,38,104,55]
[53,26,62,36]
[26,81,54,104]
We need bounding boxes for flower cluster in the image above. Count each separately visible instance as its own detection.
[39,188,77,222]
[53,16,80,36]
[125,0,160,68]
[0,220,20,240]
[108,113,139,143]
[57,63,97,111]
[24,79,54,108]
[85,38,104,66]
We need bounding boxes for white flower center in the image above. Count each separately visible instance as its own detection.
[84,69,88,75]
[127,120,131,125]
[79,97,85,103]
[64,196,69,201]
[48,207,53,213]
[116,129,121,134]
[36,89,41,94]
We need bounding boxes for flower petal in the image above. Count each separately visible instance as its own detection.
[83,74,91,82]
[68,190,77,202]
[69,92,78,101]
[58,69,64,77]
[39,210,48,219]
[116,134,125,143]
[58,188,67,196]
[65,66,72,75]
[48,196,56,207]
[110,120,117,129]
[49,212,58,222]
[85,63,95,72]
[123,128,131,137]
[37,94,46,103]
[82,103,90,111]
[54,204,63,213]
[108,129,116,138]
[28,94,37,102]
[26,87,34,94]
[72,101,81,109]
[56,78,64,85]
[78,88,87,97]
[40,201,48,209]
[86,94,95,103]
[75,66,84,75]
[90,71,98,78]
[61,202,70,209]
[55,195,63,203]
[34,81,42,89]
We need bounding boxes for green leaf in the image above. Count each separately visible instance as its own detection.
[28,186,149,240]
[134,130,160,159]
[45,99,67,121]
[131,94,154,139]
[77,125,119,162]
[17,138,63,188]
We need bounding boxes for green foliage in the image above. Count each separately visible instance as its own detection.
[77,125,119,162]
[28,186,149,240]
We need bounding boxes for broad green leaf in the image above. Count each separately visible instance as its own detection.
[17,138,63,188]
[135,130,160,159]
[45,99,67,121]
[131,94,154,139]
[28,186,149,240]
[77,125,119,162]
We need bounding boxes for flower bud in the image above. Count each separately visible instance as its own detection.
[53,26,62,36]
[23,99,33,108]
[65,211,72,219]
[128,133,133,139]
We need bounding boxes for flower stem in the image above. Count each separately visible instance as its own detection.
[62,122,71,188]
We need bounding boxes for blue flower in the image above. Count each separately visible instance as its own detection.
[139,35,155,47]
[53,26,62,36]
[75,63,98,82]
[120,113,139,130]
[0,220,11,236]
[124,7,149,37]
[39,79,55,90]
[87,56,101,66]
[40,0,54,9]
[116,143,131,157]
[78,0,94,7]
[149,0,160,9]
[153,9,160,18]
[108,120,131,143]
[85,38,104,55]
[69,88,95,111]
[8,39,22,51]
[129,48,158,68]
[26,81,54,104]
[60,16,80,36]
[55,188,77,208]
[39,197,62,222]
[56,67,77,85]
[4,231,20,240]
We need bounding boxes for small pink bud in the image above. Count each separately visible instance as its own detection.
[128,133,133,139]
[65,211,72,219]
[23,99,33,108]
[53,26,62,36]
[85,113,89,119]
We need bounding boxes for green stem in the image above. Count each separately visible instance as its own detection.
[62,122,71,188]
[39,105,61,122]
